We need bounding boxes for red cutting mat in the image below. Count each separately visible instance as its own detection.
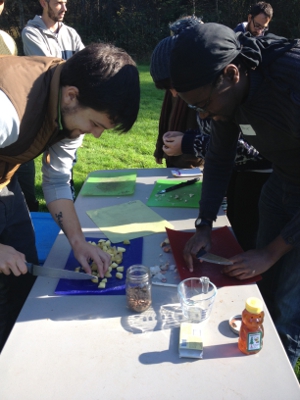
[166,226,261,287]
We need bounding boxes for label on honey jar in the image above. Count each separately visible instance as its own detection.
[247,332,262,351]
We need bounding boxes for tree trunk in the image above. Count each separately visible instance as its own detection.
[17,0,24,29]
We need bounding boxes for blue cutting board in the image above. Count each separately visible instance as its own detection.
[55,237,143,295]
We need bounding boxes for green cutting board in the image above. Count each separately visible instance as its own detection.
[146,179,202,208]
[80,171,137,196]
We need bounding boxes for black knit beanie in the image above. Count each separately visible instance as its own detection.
[170,22,297,92]
[170,23,242,92]
[150,16,204,83]
[150,36,174,82]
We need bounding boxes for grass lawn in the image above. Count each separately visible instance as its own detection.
[295,358,300,383]
[33,64,300,382]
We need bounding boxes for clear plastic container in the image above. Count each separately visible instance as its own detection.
[126,265,152,312]
[177,276,217,323]
[238,297,264,355]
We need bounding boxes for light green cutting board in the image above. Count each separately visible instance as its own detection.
[146,179,202,208]
[80,171,137,196]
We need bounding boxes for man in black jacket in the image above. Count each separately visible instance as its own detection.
[169,22,300,367]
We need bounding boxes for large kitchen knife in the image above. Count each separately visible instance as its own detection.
[26,262,95,280]
[196,249,233,266]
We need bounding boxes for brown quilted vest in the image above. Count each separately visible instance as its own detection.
[0,55,65,189]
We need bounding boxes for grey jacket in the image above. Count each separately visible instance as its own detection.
[21,15,84,59]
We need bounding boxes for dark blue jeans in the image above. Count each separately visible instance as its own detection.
[16,160,39,211]
[0,175,38,352]
[257,172,300,367]
[227,170,271,251]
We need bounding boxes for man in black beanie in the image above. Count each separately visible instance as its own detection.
[169,22,300,367]
[149,17,202,168]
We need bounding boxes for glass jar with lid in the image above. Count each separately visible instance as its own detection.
[126,264,152,312]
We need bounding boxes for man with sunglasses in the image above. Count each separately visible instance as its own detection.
[169,22,300,368]
[234,2,273,37]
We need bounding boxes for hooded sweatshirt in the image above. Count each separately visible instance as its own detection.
[21,15,84,59]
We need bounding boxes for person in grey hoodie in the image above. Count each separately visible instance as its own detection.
[20,0,85,207]
[22,0,84,59]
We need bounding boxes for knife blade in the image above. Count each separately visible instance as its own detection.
[26,262,96,280]
[157,177,200,194]
[196,249,233,266]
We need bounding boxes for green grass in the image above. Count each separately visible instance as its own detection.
[33,65,300,382]
[295,358,300,382]
[34,65,164,209]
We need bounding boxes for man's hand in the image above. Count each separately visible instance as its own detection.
[222,235,293,280]
[222,249,274,279]
[162,131,184,156]
[72,240,111,278]
[47,199,111,278]
[183,227,212,272]
[0,244,27,276]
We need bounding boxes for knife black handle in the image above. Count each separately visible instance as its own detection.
[26,262,33,274]
[165,177,200,193]
[196,248,206,258]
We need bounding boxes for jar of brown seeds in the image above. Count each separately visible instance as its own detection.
[126,265,152,312]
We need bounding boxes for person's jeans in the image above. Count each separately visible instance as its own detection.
[0,176,38,352]
[257,172,300,367]
[16,161,39,211]
[227,170,270,251]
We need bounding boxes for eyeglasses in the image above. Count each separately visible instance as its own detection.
[251,17,269,33]
[188,83,216,114]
